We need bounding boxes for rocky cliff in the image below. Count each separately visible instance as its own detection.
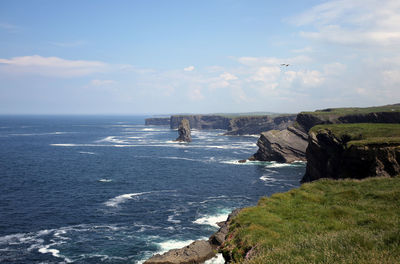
[145,117,170,126]
[225,115,296,135]
[175,119,192,142]
[302,123,400,182]
[251,104,400,163]
[170,115,231,130]
[250,126,308,162]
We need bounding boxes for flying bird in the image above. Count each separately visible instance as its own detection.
[280,63,290,67]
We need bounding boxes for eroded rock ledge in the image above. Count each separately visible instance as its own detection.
[144,209,241,264]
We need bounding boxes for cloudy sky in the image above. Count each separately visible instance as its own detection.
[1,0,400,114]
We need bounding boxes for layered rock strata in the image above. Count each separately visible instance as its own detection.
[251,105,400,163]
[225,115,296,135]
[250,126,308,162]
[302,126,400,182]
[145,117,170,126]
[175,119,191,142]
[170,115,231,130]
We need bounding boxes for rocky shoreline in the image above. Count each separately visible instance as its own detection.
[144,209,241,264]
[143,104,400,263]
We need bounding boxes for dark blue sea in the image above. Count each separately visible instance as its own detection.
[0,116,305,263]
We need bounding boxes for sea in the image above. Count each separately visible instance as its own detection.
[0,116,306,263]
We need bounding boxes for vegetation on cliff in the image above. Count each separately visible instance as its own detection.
[310,123,400,146]
[221,176,400,264]
[302,103,400,116]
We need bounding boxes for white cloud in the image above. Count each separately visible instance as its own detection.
[220,72,238,81]
[250,66,280,82]
[291,46,313,53]
[90,79,116,86]
[0,55,107,77]
[188,88,204,100]
[292,0,400,47]
[183,65,195,71]
[237,55,312,67]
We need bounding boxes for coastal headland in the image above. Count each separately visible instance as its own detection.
[145,104,400,263]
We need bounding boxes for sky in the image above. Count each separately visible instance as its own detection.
[1,0,400,115]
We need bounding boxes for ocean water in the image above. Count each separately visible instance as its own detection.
[0,116,305,263]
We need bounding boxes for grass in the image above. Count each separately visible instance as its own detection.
[309,123,400,146]
[301,104,400,116]
[221,176,400,264]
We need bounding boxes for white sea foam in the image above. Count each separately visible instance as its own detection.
[79,151,96,155]
[98,179,112,182]
[157,239,195,254]
[167,215,181,224]
[193,211,230,228]
[104,192,151,207]
[204,253,225,264]
[260,175,279,183]
[97,136,128,144]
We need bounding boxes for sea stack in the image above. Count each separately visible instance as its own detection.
[175,119,192,142]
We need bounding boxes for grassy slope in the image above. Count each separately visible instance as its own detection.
[301,104,400,116]
[310,123,400,146]
[222,177,400,264]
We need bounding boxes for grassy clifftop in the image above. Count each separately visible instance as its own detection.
[301,104,400,116]
[310,123,400,146]
[221,176,400,263]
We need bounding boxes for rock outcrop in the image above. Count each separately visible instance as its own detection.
[209,209,241,247]
[175,119,192,142]
[302,125,400,182]
[225,115,296,135]
[144,240,215,264]
[251,104,400,163]
[145,117,170,126]
[144,209,241,264]
[250,126,308,162]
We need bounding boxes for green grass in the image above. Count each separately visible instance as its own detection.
[301,104,400,116]
[221,176,400,264]
[309,123,400,146]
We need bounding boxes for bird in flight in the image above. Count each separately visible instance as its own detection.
[280,63,290,67]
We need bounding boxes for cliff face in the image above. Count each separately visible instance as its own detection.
[170,115,231,130]
[145,117,170,126]
[225,115,296,135]
[250,126,308,162]
[302,125,400,182]
[175,119,192,142]
[251,105,400,163]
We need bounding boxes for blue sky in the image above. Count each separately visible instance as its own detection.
[1,0,400,114]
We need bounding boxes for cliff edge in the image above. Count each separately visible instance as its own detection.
[251,104,400,163]
[302,123,400,182]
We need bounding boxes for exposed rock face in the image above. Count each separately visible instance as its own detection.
[209,209,241,247]
[225,115,296,135]
[302,129,400,182]
[251,106,400,163]
[170,115,231,130]
[250,126,308,162]
[175,119,191,142]
[144,240,215,264]
[144,209,241,264]
[145,117,170,126]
